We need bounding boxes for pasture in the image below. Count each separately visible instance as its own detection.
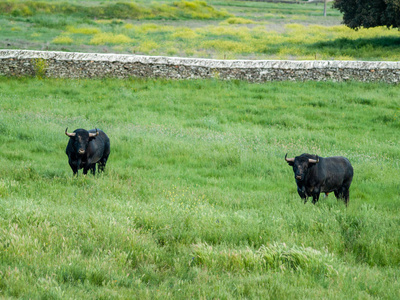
[1,0,400,298]
[1,0,400,60]
[0,77,399,298]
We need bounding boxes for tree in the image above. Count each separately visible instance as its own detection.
[333,0,400,29]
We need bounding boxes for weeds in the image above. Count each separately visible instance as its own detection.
[53,22,400,60]
[192,242,337,276]
[0,0,231,20]
[219,17,256,25]
[89,32,132,45]
[52,35,73,45]
[32,58,48,79]
[66,26,100,35]
[1,1,398,60]
[0,77,399,298]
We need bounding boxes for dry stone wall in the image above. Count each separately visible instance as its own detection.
[1,50,400,83]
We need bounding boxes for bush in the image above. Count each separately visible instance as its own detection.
[66,26,100,35]
[31,58,48,79]
[220,17,255,25]
[90,33,132,45]
[52,35,74,45]
[0,0,230,20]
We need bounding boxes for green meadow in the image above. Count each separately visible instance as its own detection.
[1,0,400,298]
[1,0,400,60]
[0,77,399,298]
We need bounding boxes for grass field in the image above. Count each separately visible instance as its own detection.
[0,76,399,298]
[1,0,400,60]
[1,0,400,298]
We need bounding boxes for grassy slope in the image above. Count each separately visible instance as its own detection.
[0,77,399,298]
[1,0,400,60]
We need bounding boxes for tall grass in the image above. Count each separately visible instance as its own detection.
[0,0,231,20]
[24,19,400,60]
[0,77,399,298]
[3,12,400,60]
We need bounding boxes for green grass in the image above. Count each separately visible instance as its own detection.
[0,0,231,20]
[1,0,400,60]
[0,76,399,298]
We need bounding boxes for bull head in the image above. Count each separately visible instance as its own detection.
[65,127,99,155]
[285,153,319,181]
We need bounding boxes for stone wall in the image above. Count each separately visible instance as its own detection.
[1,50,399,83]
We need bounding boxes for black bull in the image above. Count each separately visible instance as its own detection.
[65,128,110,176]
[285,153,353,206]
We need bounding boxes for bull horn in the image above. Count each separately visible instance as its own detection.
[65,127,76,137]
[308,156,319,163]
[285,153,295,162]
[89,128,99,138]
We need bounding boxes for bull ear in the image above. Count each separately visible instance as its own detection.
[285,153,295,166]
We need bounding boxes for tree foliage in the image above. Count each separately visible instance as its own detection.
[333,0,400,29]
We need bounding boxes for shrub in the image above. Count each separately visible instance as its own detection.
[123,23,134,30]
[0,0,230,20]
[135,41,160,53]
[171,28,198,39]
[52,35,74,45]
[172,0,231,19]
[201,40,253,53]
[11,4,33,17]
[132,23,174,34]
[99,2,147,19]
[220,17,255,25]
[66,26,100,35]
[90,33,132,45]
[31,58,48,79]
[95,19,124,25]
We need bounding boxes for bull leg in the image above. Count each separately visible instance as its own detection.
[312,188,320,204]
[312,193,320,204]
[335,189,348,206]
[297,187,307,204]
[98,161,106,173]
[90,164,96,176]
[343,188,350,207]
[334,190,340,199]
[341,177,352,206]
[71,166,78,176]
[83,166,90,175]
[69,160,78,176]
[98,155,109,173]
